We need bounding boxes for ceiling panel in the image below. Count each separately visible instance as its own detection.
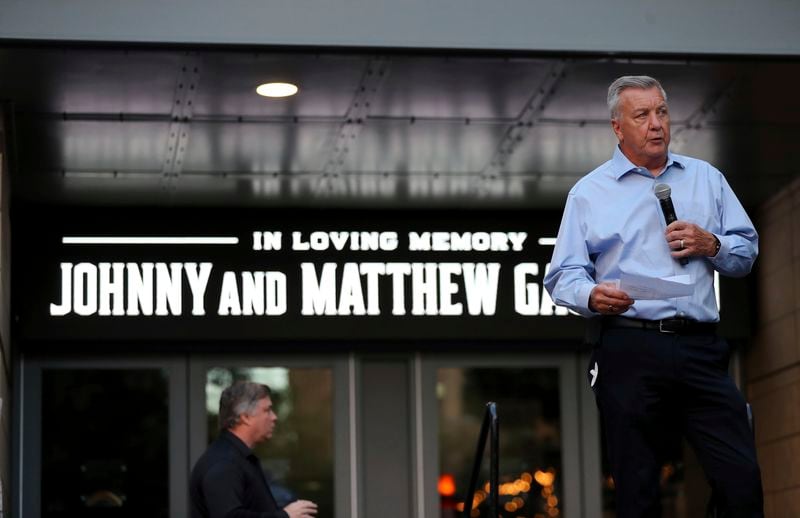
[541,60,740,123]
[15,118,170,172]
[368,57,552,119]
[343,120,507,173]
[191,53,368,118]
[182,120,338,173]
[0,48,181,114]
[2,45,799,209]
[640,63,741,122]
[502,124,617,175]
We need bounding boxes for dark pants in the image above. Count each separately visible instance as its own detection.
[590,327,764,518]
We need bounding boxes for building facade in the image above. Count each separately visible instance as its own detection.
[1,2,800,517]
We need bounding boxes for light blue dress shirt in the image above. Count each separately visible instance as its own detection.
[543,146,758,322]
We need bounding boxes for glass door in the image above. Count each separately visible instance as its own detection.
[188,355,354,518]
[417,352,601,518]
[18,353,355,518]
[17,357,189,518]
[18,350,593,518]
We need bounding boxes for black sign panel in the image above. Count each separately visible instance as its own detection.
[15,207,585,343]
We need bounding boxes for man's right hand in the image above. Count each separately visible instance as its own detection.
[284,500,318,518]
[589,283,634,315]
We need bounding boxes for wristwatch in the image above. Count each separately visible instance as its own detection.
[712,235,721,257]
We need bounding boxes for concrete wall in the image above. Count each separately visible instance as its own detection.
[1,0,799,55]
[746,176,800,517]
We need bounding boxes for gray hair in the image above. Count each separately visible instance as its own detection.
[218,381,272,432]
[607,76,668,119]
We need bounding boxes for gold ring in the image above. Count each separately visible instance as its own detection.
[680,239,685,249]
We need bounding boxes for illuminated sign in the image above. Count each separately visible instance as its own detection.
[14,208,586,342]
[47,231,568,318]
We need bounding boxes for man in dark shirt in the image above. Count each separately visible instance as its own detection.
[190,381,318,518]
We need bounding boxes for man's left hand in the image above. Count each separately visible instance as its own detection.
[665,221,717,258]
[284,500,318,518]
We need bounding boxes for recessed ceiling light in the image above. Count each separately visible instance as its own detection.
[256,82,298,98]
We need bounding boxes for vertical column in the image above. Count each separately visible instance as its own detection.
[746,176,800,517]
[0,103,12,518]
[359,357,413,518]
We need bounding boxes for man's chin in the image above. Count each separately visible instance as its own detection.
[644,147,668,163]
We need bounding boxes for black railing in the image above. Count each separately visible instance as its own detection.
[461,402,499,518]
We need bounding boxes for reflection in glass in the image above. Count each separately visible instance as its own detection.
[437,367,563,518]
[205,367,334,517]
[41,369,169,518]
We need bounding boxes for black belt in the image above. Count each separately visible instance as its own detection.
[603,316,716,335]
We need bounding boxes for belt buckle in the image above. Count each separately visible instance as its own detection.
[658,320,676,334]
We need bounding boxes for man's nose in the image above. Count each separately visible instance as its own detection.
[648,112,662,130]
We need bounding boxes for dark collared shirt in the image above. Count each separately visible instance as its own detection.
[190,430,289,518]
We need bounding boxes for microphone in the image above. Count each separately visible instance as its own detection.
[654,183,688,266]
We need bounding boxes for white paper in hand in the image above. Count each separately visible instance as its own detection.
[618,272,693,300]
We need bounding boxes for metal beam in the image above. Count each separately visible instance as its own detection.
[317,57,391,195]
[481,60,568,180]
[161,54,202,194]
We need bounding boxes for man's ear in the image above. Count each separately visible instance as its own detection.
[611,118,623,142]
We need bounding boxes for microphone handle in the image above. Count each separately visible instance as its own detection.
[659,197,678,224]
[658,197,689,266]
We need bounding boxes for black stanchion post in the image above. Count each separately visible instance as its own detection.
[461,402,499,518]
[489,404,499,517]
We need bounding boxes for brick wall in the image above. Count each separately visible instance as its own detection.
[746,176,800,518]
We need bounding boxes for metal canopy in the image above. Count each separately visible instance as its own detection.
[2,45,798,208]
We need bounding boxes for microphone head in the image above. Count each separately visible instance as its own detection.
[654,183,671,200]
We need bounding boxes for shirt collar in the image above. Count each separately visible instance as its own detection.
[221,429,253,458]
[610,145,686,180]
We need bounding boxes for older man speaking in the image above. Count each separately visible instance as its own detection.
[544,76,763,518]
